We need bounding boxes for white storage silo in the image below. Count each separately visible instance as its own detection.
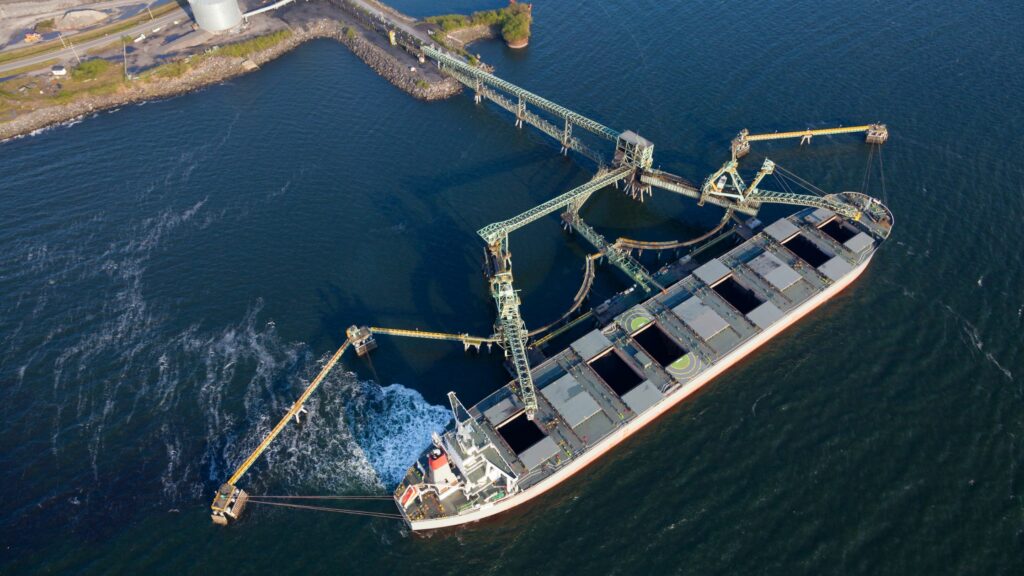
[189,0,243,33]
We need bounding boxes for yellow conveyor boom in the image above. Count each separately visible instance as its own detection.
[732,123,887,158]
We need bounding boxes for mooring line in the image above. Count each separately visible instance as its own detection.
[249,494,393,500]
[246,499,404,520]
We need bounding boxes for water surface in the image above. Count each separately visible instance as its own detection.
[2,1,1022,574]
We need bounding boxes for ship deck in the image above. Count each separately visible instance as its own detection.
[397,196,892,526]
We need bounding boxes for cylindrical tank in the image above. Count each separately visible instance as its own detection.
[188,0,242,33]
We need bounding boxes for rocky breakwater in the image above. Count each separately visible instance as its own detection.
[320,20,461,101]
[1,19,460,141]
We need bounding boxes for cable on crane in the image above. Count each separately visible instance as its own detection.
[774,164,828,197]
[770,160,799,198]
[770,171,800,198]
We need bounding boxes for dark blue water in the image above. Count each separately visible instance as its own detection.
[2,1,1023,573]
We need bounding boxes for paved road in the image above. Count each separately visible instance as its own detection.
[0,6,185,75]
[349,0,433,45]
[0,0,436,77]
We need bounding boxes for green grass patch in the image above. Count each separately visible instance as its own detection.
[427,29,468,58]
[51,90,76,104]
[71,59,113,80]
[0,54,126,112]
[500,10,531,43]
[35,19,56,33]
[425,3,532,43]
[149,59,191,79]
[426,14,471,32]
[209,30,293,59]
[83,81,122,98]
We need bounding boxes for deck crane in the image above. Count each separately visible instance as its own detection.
[640,120,889,222]
[731,123,888,160]
[640,157,865,221]
[697,158,864,220]
[478,168,635,420]
[485,232,539,420]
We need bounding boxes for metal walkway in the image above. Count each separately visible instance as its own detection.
[566,214,663,293]
[527,255,596,337]
[368,327,496,350]
[615,208,735,251]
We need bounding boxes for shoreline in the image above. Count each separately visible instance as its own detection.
[446,24,498,48]
[439,24,528,51]
[0,18,462,143]
[425,2,532,53]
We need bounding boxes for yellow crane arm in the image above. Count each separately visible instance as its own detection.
[732,123,887,158]
[211,321,494,524]
[225,336,353,486]
[212,335,355,524]
[745,125,876,141]
[215,323,494,505]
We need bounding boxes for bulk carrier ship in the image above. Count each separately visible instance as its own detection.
[208,34,893,531]
[394,193,892,530]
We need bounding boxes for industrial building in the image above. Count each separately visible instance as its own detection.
[188,0,242,33]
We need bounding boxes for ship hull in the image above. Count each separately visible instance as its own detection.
[408,253,873,531]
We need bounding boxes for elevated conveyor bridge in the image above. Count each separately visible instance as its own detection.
[444,68,608,165]
[368,327,496,351]
[423,45,622,142]
[212,334,355,525]
[477,167,633,245]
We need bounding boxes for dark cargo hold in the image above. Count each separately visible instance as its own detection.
[782,234,831,268]
[712,276,763,315]
[497,412,547,454]
[632,324,687,367]
[589,351,644,396]
[820,219,857,243]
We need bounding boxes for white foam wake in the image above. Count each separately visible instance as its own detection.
[345,382,453,487]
